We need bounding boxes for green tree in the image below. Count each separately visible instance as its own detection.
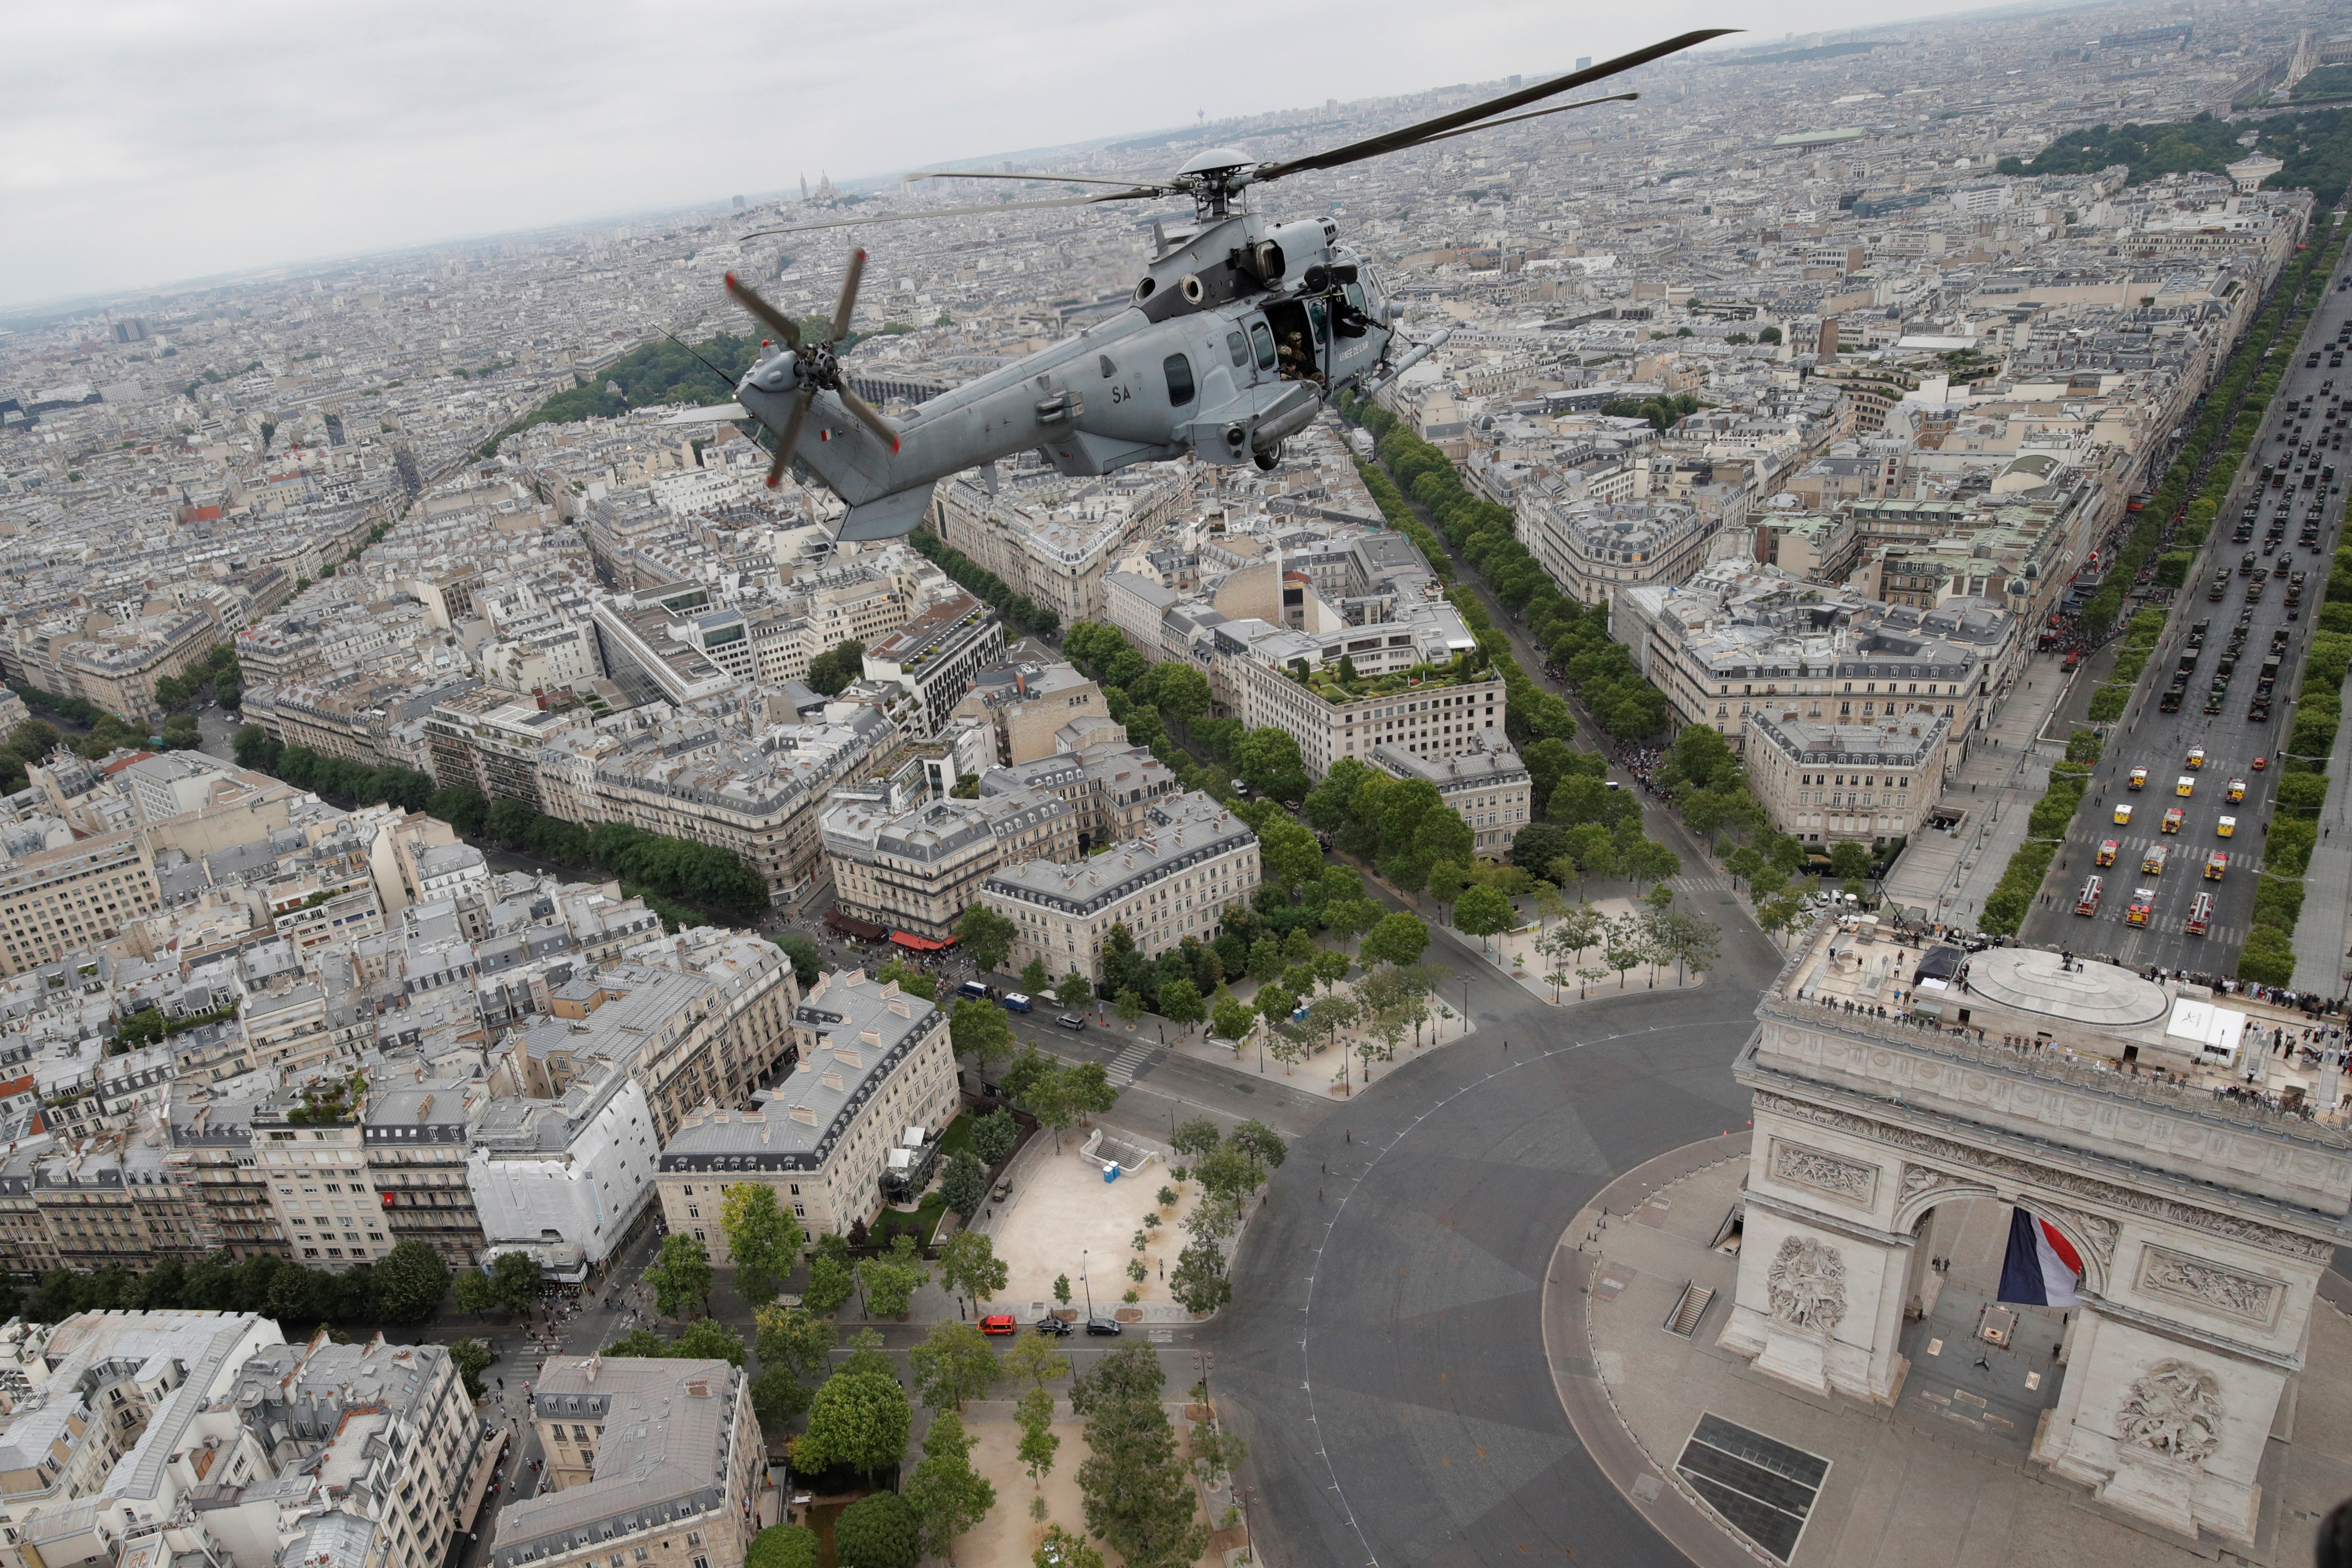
[1361,910,1431,968]
[1170,1240,1231,1315]
[830,1488,920,1568]
[1236,727,1310,802]
[956,905,1019,972]
[745,1526,819,1568]
[772,931,822,986]
[755,1302,836,1377]
[858,1236,931,1319]
[1019,957,1051,995]
[937,1229,1009,1312]
[907,1320,1002,1410]
[669,1319,748,1365]
[970,1107,1018,1168]
[753,1361,813,1425]
[1062,1061,1118,1123]
[485,1250,542,1313]
[1073,1344,1208,1568]
[425,783,488,836]
[1209,992,1255,1043]
[1033,1527,1103,1568]
[794,1369,912,1477]
[603,1328,669,1356]
[719,1183,806,1306]
[1001,1331,1069,1392]
[1157,976,1205,1033]
[646,1233,714,1319]
[1826,839,1874,883]
[370,1240,449,1324]
[1452,883,1516,954]
[904,1409,996,1559]
[950,998,1017,1077]
[1017,1383,1061,1486]
[448,1337,492,1400]
[803,1249,857,1316]
[1054,970,1093,1010]
[452,1270,494,1315]
[940,1149,989,1221]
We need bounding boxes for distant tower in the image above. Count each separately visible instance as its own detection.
[800,173,810,203]
[731,194,746,211]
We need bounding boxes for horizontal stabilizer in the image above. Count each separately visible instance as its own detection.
[837,483,936,541]
[659,402,747,424]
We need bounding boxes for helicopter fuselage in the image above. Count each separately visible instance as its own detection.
[735,210,1395,539]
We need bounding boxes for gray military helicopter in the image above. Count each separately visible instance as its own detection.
[711,29,1729,540]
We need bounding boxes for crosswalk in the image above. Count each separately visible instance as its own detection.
[1106,1040,1156,1086]
[1676,873,1731,894]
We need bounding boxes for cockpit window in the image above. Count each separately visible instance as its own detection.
[1163,353,1195,407]
[1248,322,1276,371]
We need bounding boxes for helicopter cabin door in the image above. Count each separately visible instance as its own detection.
[1261,298,1327,386]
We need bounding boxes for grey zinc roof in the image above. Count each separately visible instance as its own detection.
[983,791,1253,914]
[659,969,940,1171]
[490,1358,742,1568]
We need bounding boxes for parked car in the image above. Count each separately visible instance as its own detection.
[1034,1317,1074,1337]
[1055,1012,1087,1031]
[980,1315,1018,1336]
[1001,992,1034,1013]
[1085,1318,1123,1336]
[957,980,992,999]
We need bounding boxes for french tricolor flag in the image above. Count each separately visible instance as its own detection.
[1998,1207,2083,1308]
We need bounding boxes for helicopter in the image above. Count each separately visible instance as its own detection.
[706,29,1730,540]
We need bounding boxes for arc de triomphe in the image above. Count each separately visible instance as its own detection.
[1724,930,2351,1545]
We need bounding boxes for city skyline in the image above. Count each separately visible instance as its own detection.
[12,0,1991,312]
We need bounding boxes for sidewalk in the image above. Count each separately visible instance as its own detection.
[1881,649,2083,928]
[2292,676,2352,992]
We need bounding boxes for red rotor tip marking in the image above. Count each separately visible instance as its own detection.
[724,272,738,287]
[854,249,867,262]
[892,439,902,454]
[765,474,780,488]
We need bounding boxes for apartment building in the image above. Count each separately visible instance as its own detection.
[821,786,1076,943]
[1224,632,1507,783]
[468,1058,657,1267]
[951,661,1112,766]
[423,688,591,811]
[654,968,956,1243]
[980,744,1181,850]
[0,832,161,979]
[493,1356,761,1568]
[1744,711,1951,845]
[252,1093,391,1268]
[860,593,1004,738]
[981,792,1260,983]
[166,1082,287,1258]
[364,1076,492,1268]
[1367,737,1532,858]
[1519,498,1713,607]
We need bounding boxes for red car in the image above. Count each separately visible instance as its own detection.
[2252,755,2269,771]
[979,1314,1018,1336]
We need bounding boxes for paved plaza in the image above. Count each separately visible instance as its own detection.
[1557,1138,2352,1568]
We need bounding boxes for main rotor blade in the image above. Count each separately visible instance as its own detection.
[829,249,868,346]
[765,387,816,488]
[1252,29,1735,184]
[724,273,800,350]
[740,187,1166,238]
[905,168,1171,188]
[836,384,902,454]
[1388,92,1638,153]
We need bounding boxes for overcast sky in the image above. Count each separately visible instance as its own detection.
[4,0,2000,312]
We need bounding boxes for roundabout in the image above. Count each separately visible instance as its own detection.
[1208,912,1787,1566]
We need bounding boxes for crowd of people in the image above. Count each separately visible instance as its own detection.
[2145,967,2345,1018]
[1611,741,1670,797]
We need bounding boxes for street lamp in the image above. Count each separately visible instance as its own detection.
[1082,1249,1093,1317]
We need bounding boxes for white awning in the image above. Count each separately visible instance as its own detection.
[2165,997,2249,1058]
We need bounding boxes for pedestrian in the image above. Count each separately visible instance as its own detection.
[1345,1129,1351,1144]
[1321,1161,1327,1174]
[1318,1187,1324,1201]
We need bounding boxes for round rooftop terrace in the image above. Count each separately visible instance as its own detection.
[1961,948,2168,1029]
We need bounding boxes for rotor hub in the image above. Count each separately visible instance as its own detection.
[801,342,843,390]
